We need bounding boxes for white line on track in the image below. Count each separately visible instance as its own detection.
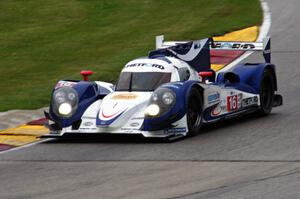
[217,0,272,74]
[0,138,54,155]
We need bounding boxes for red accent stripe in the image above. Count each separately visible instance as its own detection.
[0,144,14,152]
[27,118,48,125]
[101,111,121,119]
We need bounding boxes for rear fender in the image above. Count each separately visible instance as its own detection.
[217,63,277,93]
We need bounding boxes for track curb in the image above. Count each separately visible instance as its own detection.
[218,0,271,73]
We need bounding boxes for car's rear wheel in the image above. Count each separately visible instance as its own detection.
[187,87,203,136]
[257,70,275,116]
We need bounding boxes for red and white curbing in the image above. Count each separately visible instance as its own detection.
[218,0,271,74]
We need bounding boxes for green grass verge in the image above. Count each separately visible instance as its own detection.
[0,0,262,111]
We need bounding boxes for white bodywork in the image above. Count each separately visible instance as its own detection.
[50,57,194,138]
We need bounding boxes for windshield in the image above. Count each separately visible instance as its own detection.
[115,72,171,91]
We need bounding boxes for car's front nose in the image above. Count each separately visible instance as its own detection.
[96,92,152,129]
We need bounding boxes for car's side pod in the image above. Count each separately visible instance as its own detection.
[142,81,203,131]
[216,63,282,107]
[46,81,105,129]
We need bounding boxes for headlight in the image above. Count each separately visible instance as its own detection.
[58,103,72,116]
[68,92,76,101]
[145,88,176,118]
[52,87,78,118]
[144,104,160,116]
[151,93,158,101]
[162,91,175,105]
[54,91,66,103]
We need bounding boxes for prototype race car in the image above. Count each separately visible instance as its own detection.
[44,35,282,140]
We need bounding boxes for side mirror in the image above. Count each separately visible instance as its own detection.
[80,70,93,81]
[198,71,214,83]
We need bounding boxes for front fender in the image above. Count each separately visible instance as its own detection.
[142,80,202,131]
[49,81,109,128]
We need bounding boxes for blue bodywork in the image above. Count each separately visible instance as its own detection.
[143,81,202,131]
[143,62,278,130]
[49,81,108,128]
[149,38,212,72]
[217,63,277,93]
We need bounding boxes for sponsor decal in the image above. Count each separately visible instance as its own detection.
[227,95,238,112]
[125,63,165,70]
[83,122,93,127]
[55,81,77,89]
[79,127,97,130]
[211,42,255,50]
[132,117,144,120]
[164,127,186,134]
[211,104,222,116]
[111,93,137,100]
[130,122,140,127]
[208,92,220,104]
[221,98,227,106]
[121,127,134,131]
[226,93,243,112]
[120,127,136,133]
[242,96,258,107]
[238,93,243,107]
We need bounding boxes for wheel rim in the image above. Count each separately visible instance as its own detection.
[187,96,202,129]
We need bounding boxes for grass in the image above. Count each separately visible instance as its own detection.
[0,0,262,111]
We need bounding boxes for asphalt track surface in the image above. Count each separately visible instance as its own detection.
[1,1,300,198]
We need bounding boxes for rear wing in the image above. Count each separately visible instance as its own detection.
[155,35,271,63]
[150,37,212,72]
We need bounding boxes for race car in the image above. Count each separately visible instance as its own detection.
[43,35,282,140]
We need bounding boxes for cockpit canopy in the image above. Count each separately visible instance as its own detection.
[115,72,171,92]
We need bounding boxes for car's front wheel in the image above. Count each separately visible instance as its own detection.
[187,87,203,136]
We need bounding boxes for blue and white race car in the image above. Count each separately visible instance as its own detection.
[44,35,282,140]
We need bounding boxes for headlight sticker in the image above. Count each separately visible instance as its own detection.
[55,81,77,89]
[164,127,187,134]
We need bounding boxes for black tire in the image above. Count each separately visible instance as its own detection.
[257,70,275,116]
[187,87,203,136]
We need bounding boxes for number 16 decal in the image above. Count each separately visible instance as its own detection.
[227,95,238,111]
